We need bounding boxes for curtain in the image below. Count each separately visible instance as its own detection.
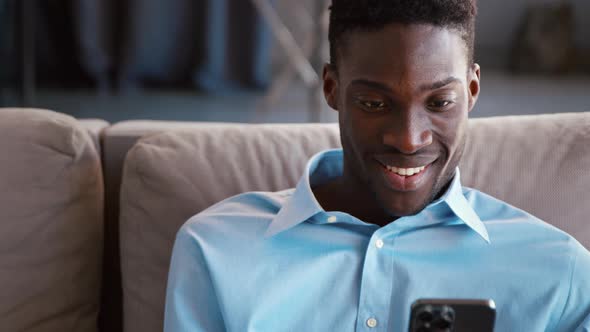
[0,0,16,85]
[14,0,272,92]
[83,0,272,92]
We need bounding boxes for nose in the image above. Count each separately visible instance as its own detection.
[382,110,433,154]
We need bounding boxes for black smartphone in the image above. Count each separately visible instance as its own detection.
[408,299,496,332]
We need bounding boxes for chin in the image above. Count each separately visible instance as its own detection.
[378,190,434,217]
[370,162,455,218]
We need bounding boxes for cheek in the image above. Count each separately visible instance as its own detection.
[339,113,364,161]
[432,113,468,171]
[432,102,469,147]
[450,115,468,147]
[339,109,382,175]
[346,111,382,155]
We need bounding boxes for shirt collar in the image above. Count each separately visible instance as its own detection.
[264,149,337,237]
[264,149,490,243]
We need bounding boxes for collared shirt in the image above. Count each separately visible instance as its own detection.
[164,149,590,332]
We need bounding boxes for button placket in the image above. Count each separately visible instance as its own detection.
[327,215,338,223]
[366,317,378,328]
[375,239,384,249]
[355,230,395,331]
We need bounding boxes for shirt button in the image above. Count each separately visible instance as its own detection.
[327,216,338,223]
[375,239,384,249]
[366,317,378,328]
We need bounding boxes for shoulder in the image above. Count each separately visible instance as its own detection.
[555,233,590,330]
[177,188,295,241]
[462,186,576,242]
[462,188,590,309]
[462,186,587,272]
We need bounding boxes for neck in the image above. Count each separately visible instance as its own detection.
[312,175,397,227]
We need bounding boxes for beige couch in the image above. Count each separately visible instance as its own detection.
[1,108,589,332]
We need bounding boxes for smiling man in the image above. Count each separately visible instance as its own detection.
[164,1,590,331]
[317,20,478,226]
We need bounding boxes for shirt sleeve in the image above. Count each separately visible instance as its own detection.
[555,241,590,332]
[164,226,226,332]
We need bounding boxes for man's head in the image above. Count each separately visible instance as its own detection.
[329,0,478,67]
[323,0,481,219]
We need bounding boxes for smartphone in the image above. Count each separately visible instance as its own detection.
[408,299,496,332]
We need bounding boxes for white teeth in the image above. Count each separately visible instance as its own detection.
[385,165,426,176]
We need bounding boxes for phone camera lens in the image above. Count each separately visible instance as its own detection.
[433,318,452,329]
[417,306,434,322]
[433,306,455,329]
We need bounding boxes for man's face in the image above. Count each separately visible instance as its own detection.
[323,23,481,217]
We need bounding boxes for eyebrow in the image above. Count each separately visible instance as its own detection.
[349,77,461,93]
[419,77,462,92]
[349,79,392,93]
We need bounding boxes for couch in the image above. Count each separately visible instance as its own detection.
[0,107,588,332]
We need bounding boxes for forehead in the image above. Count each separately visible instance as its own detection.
[338,23,469,85]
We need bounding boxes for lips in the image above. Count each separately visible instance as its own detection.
[375,156,436,173]
[385,165,427,176]
[375,158,436,191]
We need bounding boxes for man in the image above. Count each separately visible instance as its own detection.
[164,1,590,331]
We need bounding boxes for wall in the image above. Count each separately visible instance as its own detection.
[475,0,589,68]
[272,0,588,72]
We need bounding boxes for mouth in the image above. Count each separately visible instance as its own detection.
[376,159,436,191]
[383,164,428,177]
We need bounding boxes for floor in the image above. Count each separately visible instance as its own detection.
[5,71,590,123]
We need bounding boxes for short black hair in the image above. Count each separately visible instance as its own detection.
[329,0,478,67]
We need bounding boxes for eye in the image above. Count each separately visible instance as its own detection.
[427,99,454,111]
[356,99,388,112]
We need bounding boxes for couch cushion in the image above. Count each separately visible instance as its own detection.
[119,113,589,332]
[0,108,103,332]
[461,113,590,249]
[119,124,340,332]
[100,120,235,332]
[79,119,110,153]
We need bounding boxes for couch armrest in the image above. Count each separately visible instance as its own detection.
[0,108,103,332]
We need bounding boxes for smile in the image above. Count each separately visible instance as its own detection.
[378,161,434,191]
[384,165,427,177]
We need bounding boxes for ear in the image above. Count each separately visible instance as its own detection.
[467,63,481,113]
[322,64,340,111]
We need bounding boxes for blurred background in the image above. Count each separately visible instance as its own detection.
[0,0,588,123]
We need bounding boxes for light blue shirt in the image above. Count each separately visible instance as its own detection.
[164,149,590,332]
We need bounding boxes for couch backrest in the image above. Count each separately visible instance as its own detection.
[99,121,236,332]
[117,112,590,332]
[461,113,590,247]
[119,124,340,332]
[0,108,104,332]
